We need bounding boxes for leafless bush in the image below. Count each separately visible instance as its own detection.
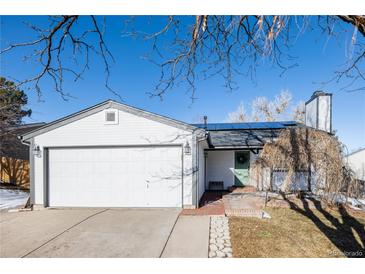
[251,127,362,204]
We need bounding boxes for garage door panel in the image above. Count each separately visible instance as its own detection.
[48,147,182,207]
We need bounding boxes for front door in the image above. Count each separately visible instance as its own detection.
[234,151,250,186]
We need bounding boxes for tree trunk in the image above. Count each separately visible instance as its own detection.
[307,165,312,192]
[269,168,273,191]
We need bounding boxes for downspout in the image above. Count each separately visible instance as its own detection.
[19,136,30,146]
[20,136,34,205]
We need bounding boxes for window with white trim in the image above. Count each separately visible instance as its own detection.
[104,109,118,125]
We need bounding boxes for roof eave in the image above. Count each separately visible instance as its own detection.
[207,145,264,149]
[21,100,200,140]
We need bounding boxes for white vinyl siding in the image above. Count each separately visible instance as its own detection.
[206,150,235,189]
[33,107,194,207]
[346,149,365,181]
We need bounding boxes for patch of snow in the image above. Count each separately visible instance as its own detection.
[308,191,365,210]
[347,197,365,208]
[262,211,271,219]
[305,193,321,201]
[0,188,29,210]
[348,204,363,211]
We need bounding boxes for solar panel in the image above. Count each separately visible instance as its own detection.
[191,121,297,131]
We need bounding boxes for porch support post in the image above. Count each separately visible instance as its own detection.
[192,133,198,208]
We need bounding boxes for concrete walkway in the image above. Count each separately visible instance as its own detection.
[161,215,210,258]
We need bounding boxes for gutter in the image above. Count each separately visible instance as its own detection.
[19,135,30,146]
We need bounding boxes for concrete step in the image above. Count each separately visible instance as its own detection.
[225,209,271,219]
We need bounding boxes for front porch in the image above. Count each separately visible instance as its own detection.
[203,149,259,191]
[193,122,290,212]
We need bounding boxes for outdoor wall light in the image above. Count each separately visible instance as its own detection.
[33,145,41,157]
[184,141,191,155]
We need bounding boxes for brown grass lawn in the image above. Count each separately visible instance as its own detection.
[229,207,365,258]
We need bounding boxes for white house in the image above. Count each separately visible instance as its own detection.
[20,91,332,209]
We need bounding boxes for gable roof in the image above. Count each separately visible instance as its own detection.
[7,122,46,134]
[21,100,200,140]
[3,123,46,160]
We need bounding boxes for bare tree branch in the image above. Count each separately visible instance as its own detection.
[338,15,365,37]
[1,16,118,100]
[1,15,364,100]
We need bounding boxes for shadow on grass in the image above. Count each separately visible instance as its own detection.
[281,194,365,258]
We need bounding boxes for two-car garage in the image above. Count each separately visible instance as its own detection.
[22,100,202,209]
[46,146,183,208]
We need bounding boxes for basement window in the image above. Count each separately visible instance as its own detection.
[104,109,118,125]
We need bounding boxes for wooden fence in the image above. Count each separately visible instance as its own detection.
[0,156,30,189]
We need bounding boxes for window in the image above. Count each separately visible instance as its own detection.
[104,109,118,124]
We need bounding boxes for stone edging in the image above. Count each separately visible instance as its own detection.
[208,216,233,258]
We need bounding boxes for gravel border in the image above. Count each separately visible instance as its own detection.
[208,216,233,258]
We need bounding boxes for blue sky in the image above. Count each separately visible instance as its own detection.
[1,16,364,151]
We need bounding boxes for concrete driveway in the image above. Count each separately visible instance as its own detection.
[0,208,181,258]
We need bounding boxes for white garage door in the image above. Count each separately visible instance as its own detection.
[47,146,182,207]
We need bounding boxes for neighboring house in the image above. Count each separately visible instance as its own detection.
[0,123,45,188]
[20,92,332,209]
[346,148,365,181]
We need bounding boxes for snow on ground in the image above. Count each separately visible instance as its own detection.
[0,188,29,210]
[305,192,365,210]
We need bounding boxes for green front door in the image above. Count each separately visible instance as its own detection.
[234,151,250,186]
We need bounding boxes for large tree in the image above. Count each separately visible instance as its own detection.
[1,16,364,99]
[0,77,32,157]
[227,90,305,123]
[0,77,32,185]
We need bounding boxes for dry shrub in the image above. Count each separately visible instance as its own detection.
[252,127,358,204]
